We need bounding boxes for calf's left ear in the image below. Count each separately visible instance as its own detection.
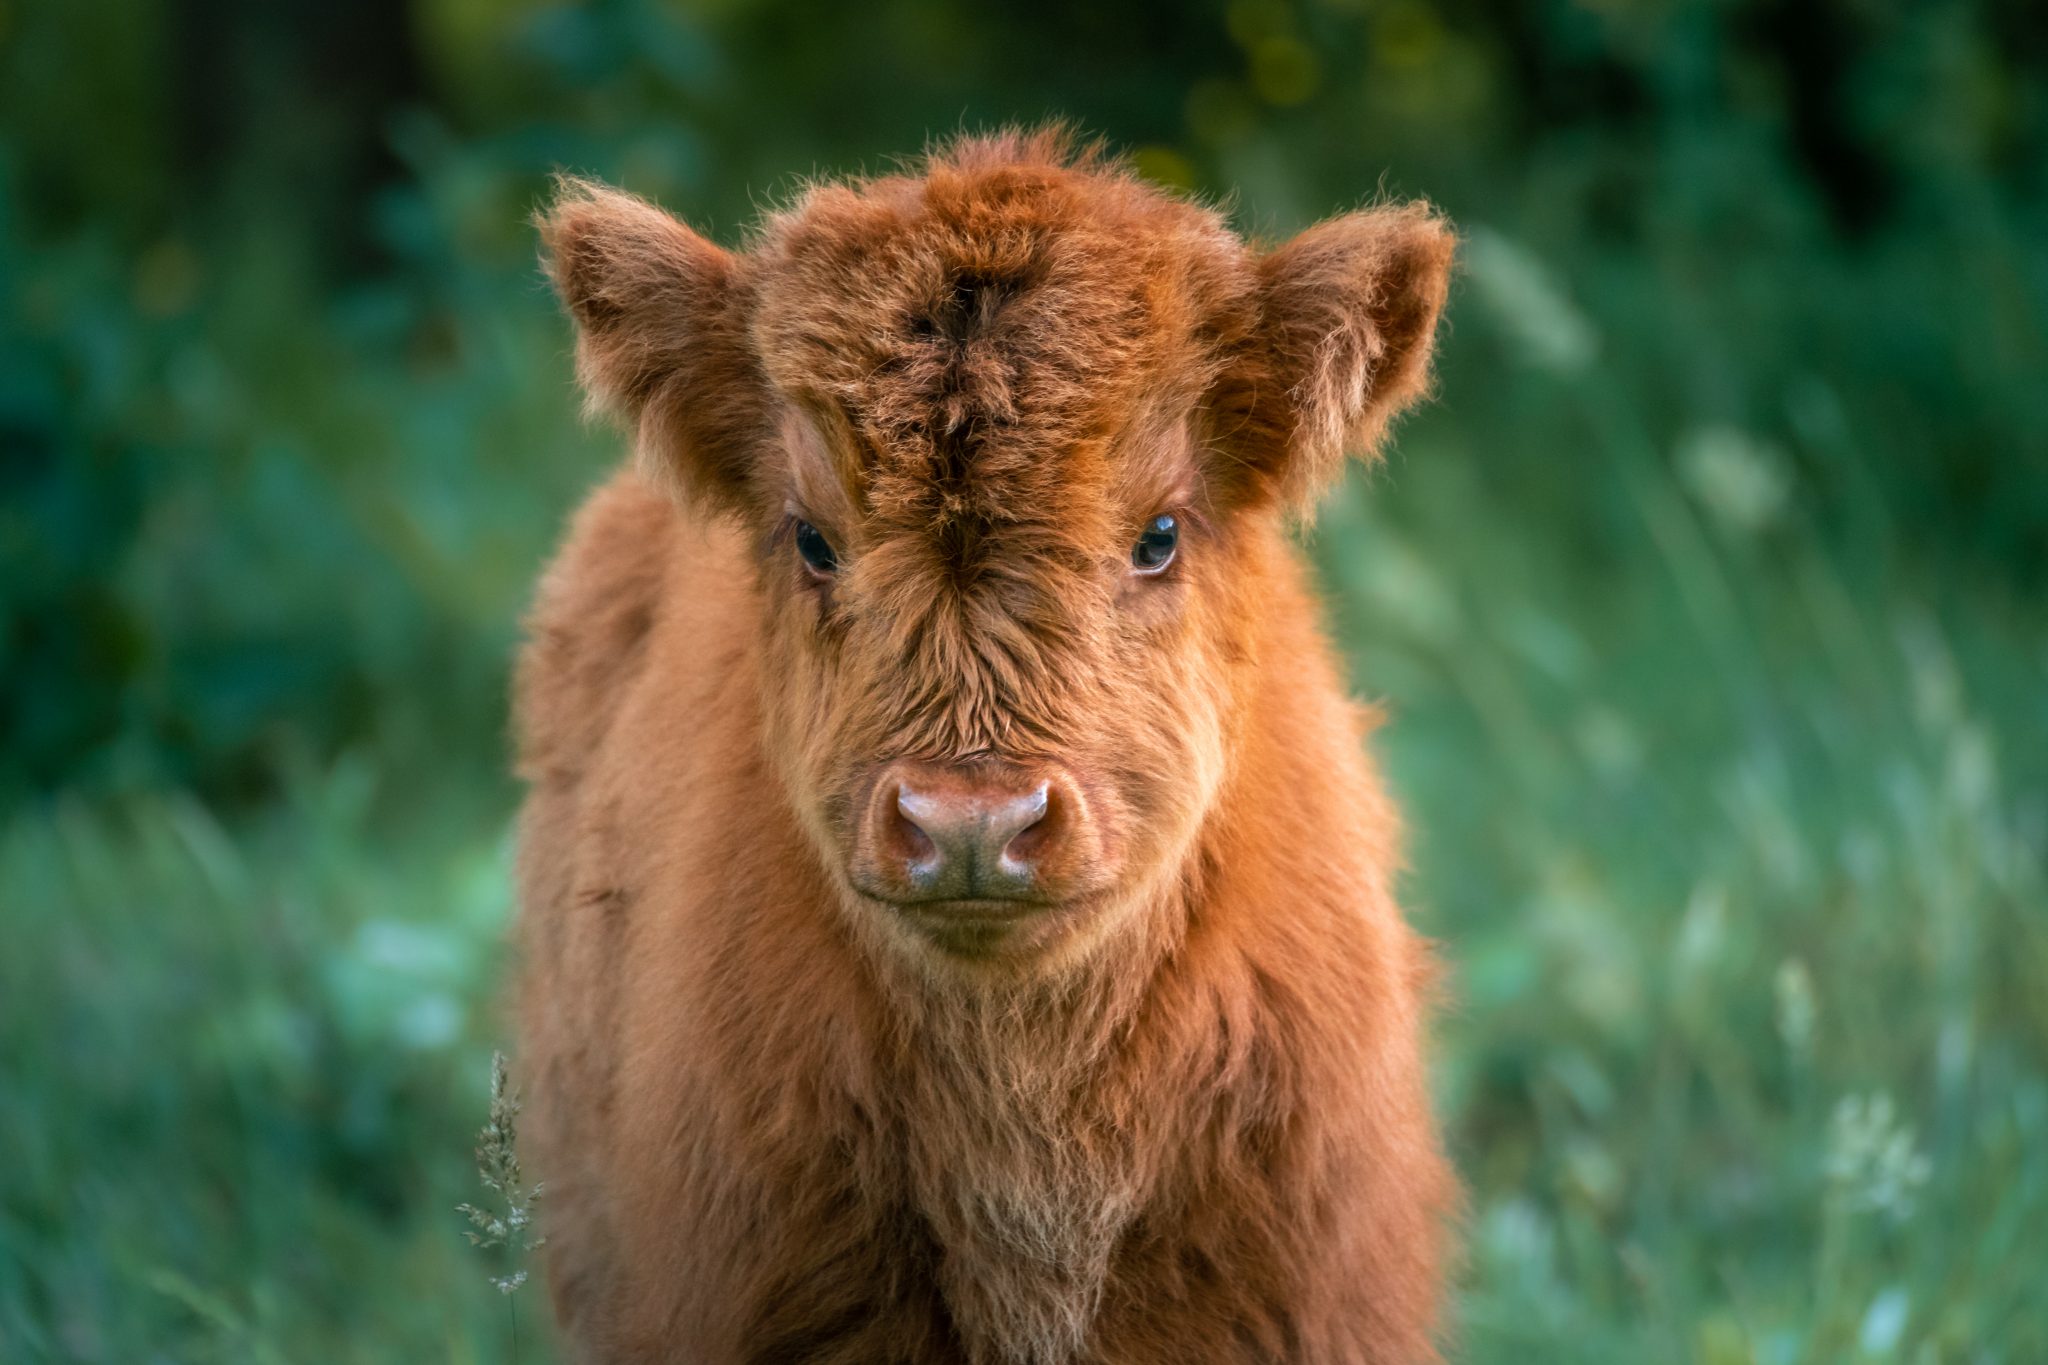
[1215,203,1455,509]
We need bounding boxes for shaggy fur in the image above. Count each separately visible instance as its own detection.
[515,130,1458,1364]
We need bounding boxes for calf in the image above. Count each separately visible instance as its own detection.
[514,130,1457,1364]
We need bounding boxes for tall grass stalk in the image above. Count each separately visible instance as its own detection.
[458,1051,546,1362]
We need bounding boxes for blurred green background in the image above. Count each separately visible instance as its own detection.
[3,0,2045,1359]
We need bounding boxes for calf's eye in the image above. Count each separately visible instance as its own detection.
[1131,514,1179,574]
[795,520,839,577]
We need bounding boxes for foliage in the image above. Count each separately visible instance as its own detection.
[2,0,2044,1360]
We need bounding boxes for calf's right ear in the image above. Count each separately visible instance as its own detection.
[538,178,768,511]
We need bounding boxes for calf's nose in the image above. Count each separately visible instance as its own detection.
[857,762,1075,904]
[895,780,1048,897]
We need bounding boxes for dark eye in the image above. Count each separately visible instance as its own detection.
[795,520,839,577]
[1131,514,1179,574]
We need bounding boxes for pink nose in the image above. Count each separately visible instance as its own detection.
[853,762,1081,904]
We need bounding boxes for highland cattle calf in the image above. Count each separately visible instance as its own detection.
[514,130,1457,1364]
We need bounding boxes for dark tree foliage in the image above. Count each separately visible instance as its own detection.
[0,0,2041,802]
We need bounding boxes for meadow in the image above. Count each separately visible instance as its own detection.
[3,0,2044,1359]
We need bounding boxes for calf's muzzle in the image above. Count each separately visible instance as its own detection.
[850,760,1093,906]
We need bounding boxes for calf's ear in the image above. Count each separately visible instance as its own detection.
[1216,203,1455,510]
[538,178,768,511]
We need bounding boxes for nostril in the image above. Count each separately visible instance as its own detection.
[889,786,939,866]
[996,782,1054,870]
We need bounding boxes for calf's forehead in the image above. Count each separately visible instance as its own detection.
[747,162,1248,530]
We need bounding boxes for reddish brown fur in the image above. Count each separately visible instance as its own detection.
[516,130,1458,1363]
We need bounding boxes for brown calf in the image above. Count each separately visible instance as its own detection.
[514,130,1457,1364]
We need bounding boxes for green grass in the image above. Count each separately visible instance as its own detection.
[0,775,537,1361]
[1322,412,2048,1361]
